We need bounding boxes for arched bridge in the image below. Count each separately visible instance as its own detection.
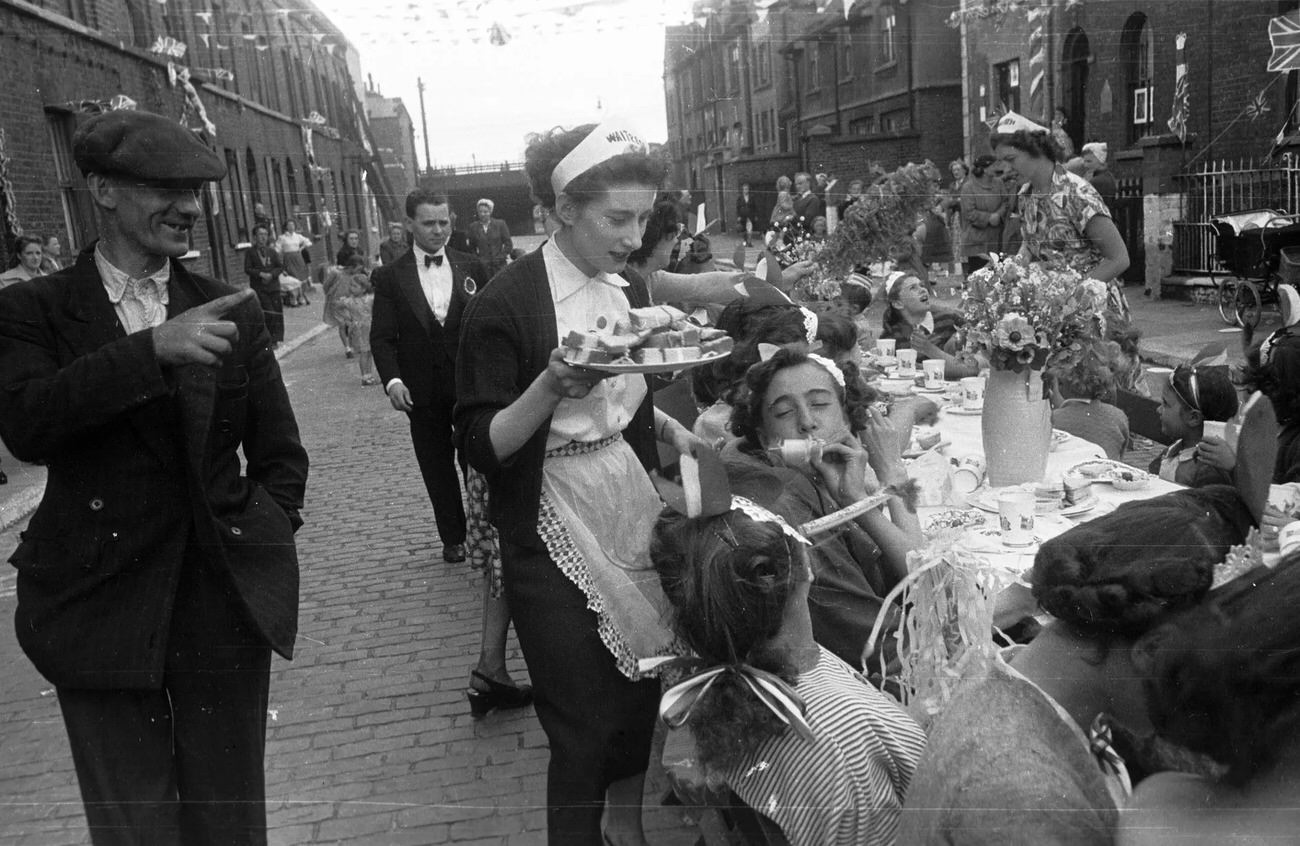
[420,161,538,238]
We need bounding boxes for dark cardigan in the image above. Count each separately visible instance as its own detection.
[453,248,659,545]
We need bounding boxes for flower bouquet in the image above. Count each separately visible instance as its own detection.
[960,254,1110,485]
[960,253,1110,374]
[765,220,838,301]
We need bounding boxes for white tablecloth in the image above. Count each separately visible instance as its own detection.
[911,403,1182,581]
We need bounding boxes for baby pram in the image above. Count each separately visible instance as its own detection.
[1209,209,1300,330]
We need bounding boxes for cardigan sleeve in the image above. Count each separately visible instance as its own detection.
[454,284,534,475]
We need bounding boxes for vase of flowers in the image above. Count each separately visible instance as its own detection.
[961,255,1110,486]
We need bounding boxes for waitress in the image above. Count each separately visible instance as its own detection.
[990,111,1131,319]
[455,120,700,846]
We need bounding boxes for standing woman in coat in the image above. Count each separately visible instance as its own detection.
[455,121,703,846]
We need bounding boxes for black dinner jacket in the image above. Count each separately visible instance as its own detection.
[369,246,485,407]
[0,247,308,690]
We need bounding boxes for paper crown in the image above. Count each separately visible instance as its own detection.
[993,111,1049,136]
[550,118,648,198]
[651,443,811,546]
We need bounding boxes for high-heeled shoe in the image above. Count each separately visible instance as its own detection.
[467,670,534,718]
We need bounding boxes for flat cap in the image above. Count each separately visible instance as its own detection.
[73,110,226,184]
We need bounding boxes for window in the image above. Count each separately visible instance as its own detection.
[850,115,877,136]
[222,149,250,244]
[752,44,771,87]
[123,0,154,48]
[727,42,742,93]
[882,11,897,65]
[807,43,821,92]
[1122,13,1155,143]
[841,31,855,79]
[995,59,1021,113]
[62,0,96,27]
[45,110,96,250]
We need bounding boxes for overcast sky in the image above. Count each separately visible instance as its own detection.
[312,0,697,168]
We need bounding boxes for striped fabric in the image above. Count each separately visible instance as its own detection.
[722,646,927,846]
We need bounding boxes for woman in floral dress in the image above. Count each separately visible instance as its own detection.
[990,111,1131,320]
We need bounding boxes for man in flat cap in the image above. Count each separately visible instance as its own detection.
[0,109,308,845]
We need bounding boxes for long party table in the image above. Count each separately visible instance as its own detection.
[907,399,1183,623]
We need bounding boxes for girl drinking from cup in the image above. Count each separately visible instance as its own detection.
[1150,364,1238,487]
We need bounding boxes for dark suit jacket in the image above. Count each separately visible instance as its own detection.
[244,244,283,294]
[454,249,659,545]
[735,194,758,222]
[467,218,513,266]
[0,248,308,690]
[792,191,824,228]
[369,247,484,407]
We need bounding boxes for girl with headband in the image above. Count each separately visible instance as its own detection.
[990,111,1132,320]
[454,120,705,845]
[722,345,923,667]
[879,272,980,379]
[649,495,926,845]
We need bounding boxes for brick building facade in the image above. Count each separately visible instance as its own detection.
[963,0,1300,290]
[0,0,395,282]
[366,88,420,219]
[663,0,961,234]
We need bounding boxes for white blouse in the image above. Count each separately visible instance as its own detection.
[542,238,645,449]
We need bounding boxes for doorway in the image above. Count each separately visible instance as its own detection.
[1061,28,1090,153]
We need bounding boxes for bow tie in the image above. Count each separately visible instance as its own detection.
[424,254,444,268]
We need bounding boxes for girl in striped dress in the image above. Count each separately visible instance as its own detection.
[650,499,926,846]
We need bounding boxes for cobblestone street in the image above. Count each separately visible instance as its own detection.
[0,313,696,845]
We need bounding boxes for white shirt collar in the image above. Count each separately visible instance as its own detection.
[919,311,935,333]
[543,237,626,303]
[94,245,170,306]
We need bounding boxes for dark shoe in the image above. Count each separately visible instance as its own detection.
[467,670,533,719]
[0,470,7,485]
[442,543,466,563]
[345,349,355,359]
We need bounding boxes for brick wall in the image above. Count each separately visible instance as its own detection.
[0,0,369,281]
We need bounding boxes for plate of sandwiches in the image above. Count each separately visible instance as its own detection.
[562,305,734,374]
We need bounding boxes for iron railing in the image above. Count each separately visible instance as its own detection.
[1172,157,1300,274]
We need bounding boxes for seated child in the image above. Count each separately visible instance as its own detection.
[1049,354,1131,460]
[650,483,926,846]
[1150,364,1238,487]
[830,278,874,350]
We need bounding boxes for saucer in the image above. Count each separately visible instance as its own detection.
[946,405,984,416]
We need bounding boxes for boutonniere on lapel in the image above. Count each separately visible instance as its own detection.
[463,276,478,296]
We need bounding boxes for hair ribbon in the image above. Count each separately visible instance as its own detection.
[755,343,845,389]
[658,664,817,745]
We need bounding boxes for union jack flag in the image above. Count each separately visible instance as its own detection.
[1268,11,1300,73]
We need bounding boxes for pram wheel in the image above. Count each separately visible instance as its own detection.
[1217,276,1242,326]
[1235,279,1263,332]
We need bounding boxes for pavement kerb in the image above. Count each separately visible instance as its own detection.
[0,321,331,533]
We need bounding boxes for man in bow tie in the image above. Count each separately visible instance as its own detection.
[371,190,486,564]
[0,109,308,845]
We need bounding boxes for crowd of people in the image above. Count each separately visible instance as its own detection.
[9,102,1300,846]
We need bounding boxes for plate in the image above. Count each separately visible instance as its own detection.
[945,405,984,416]
[913,384,950,394]
[924,509,988,533]
[1067,459,1132,479]
[566,350,730,374]
[968,487,1099,518]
